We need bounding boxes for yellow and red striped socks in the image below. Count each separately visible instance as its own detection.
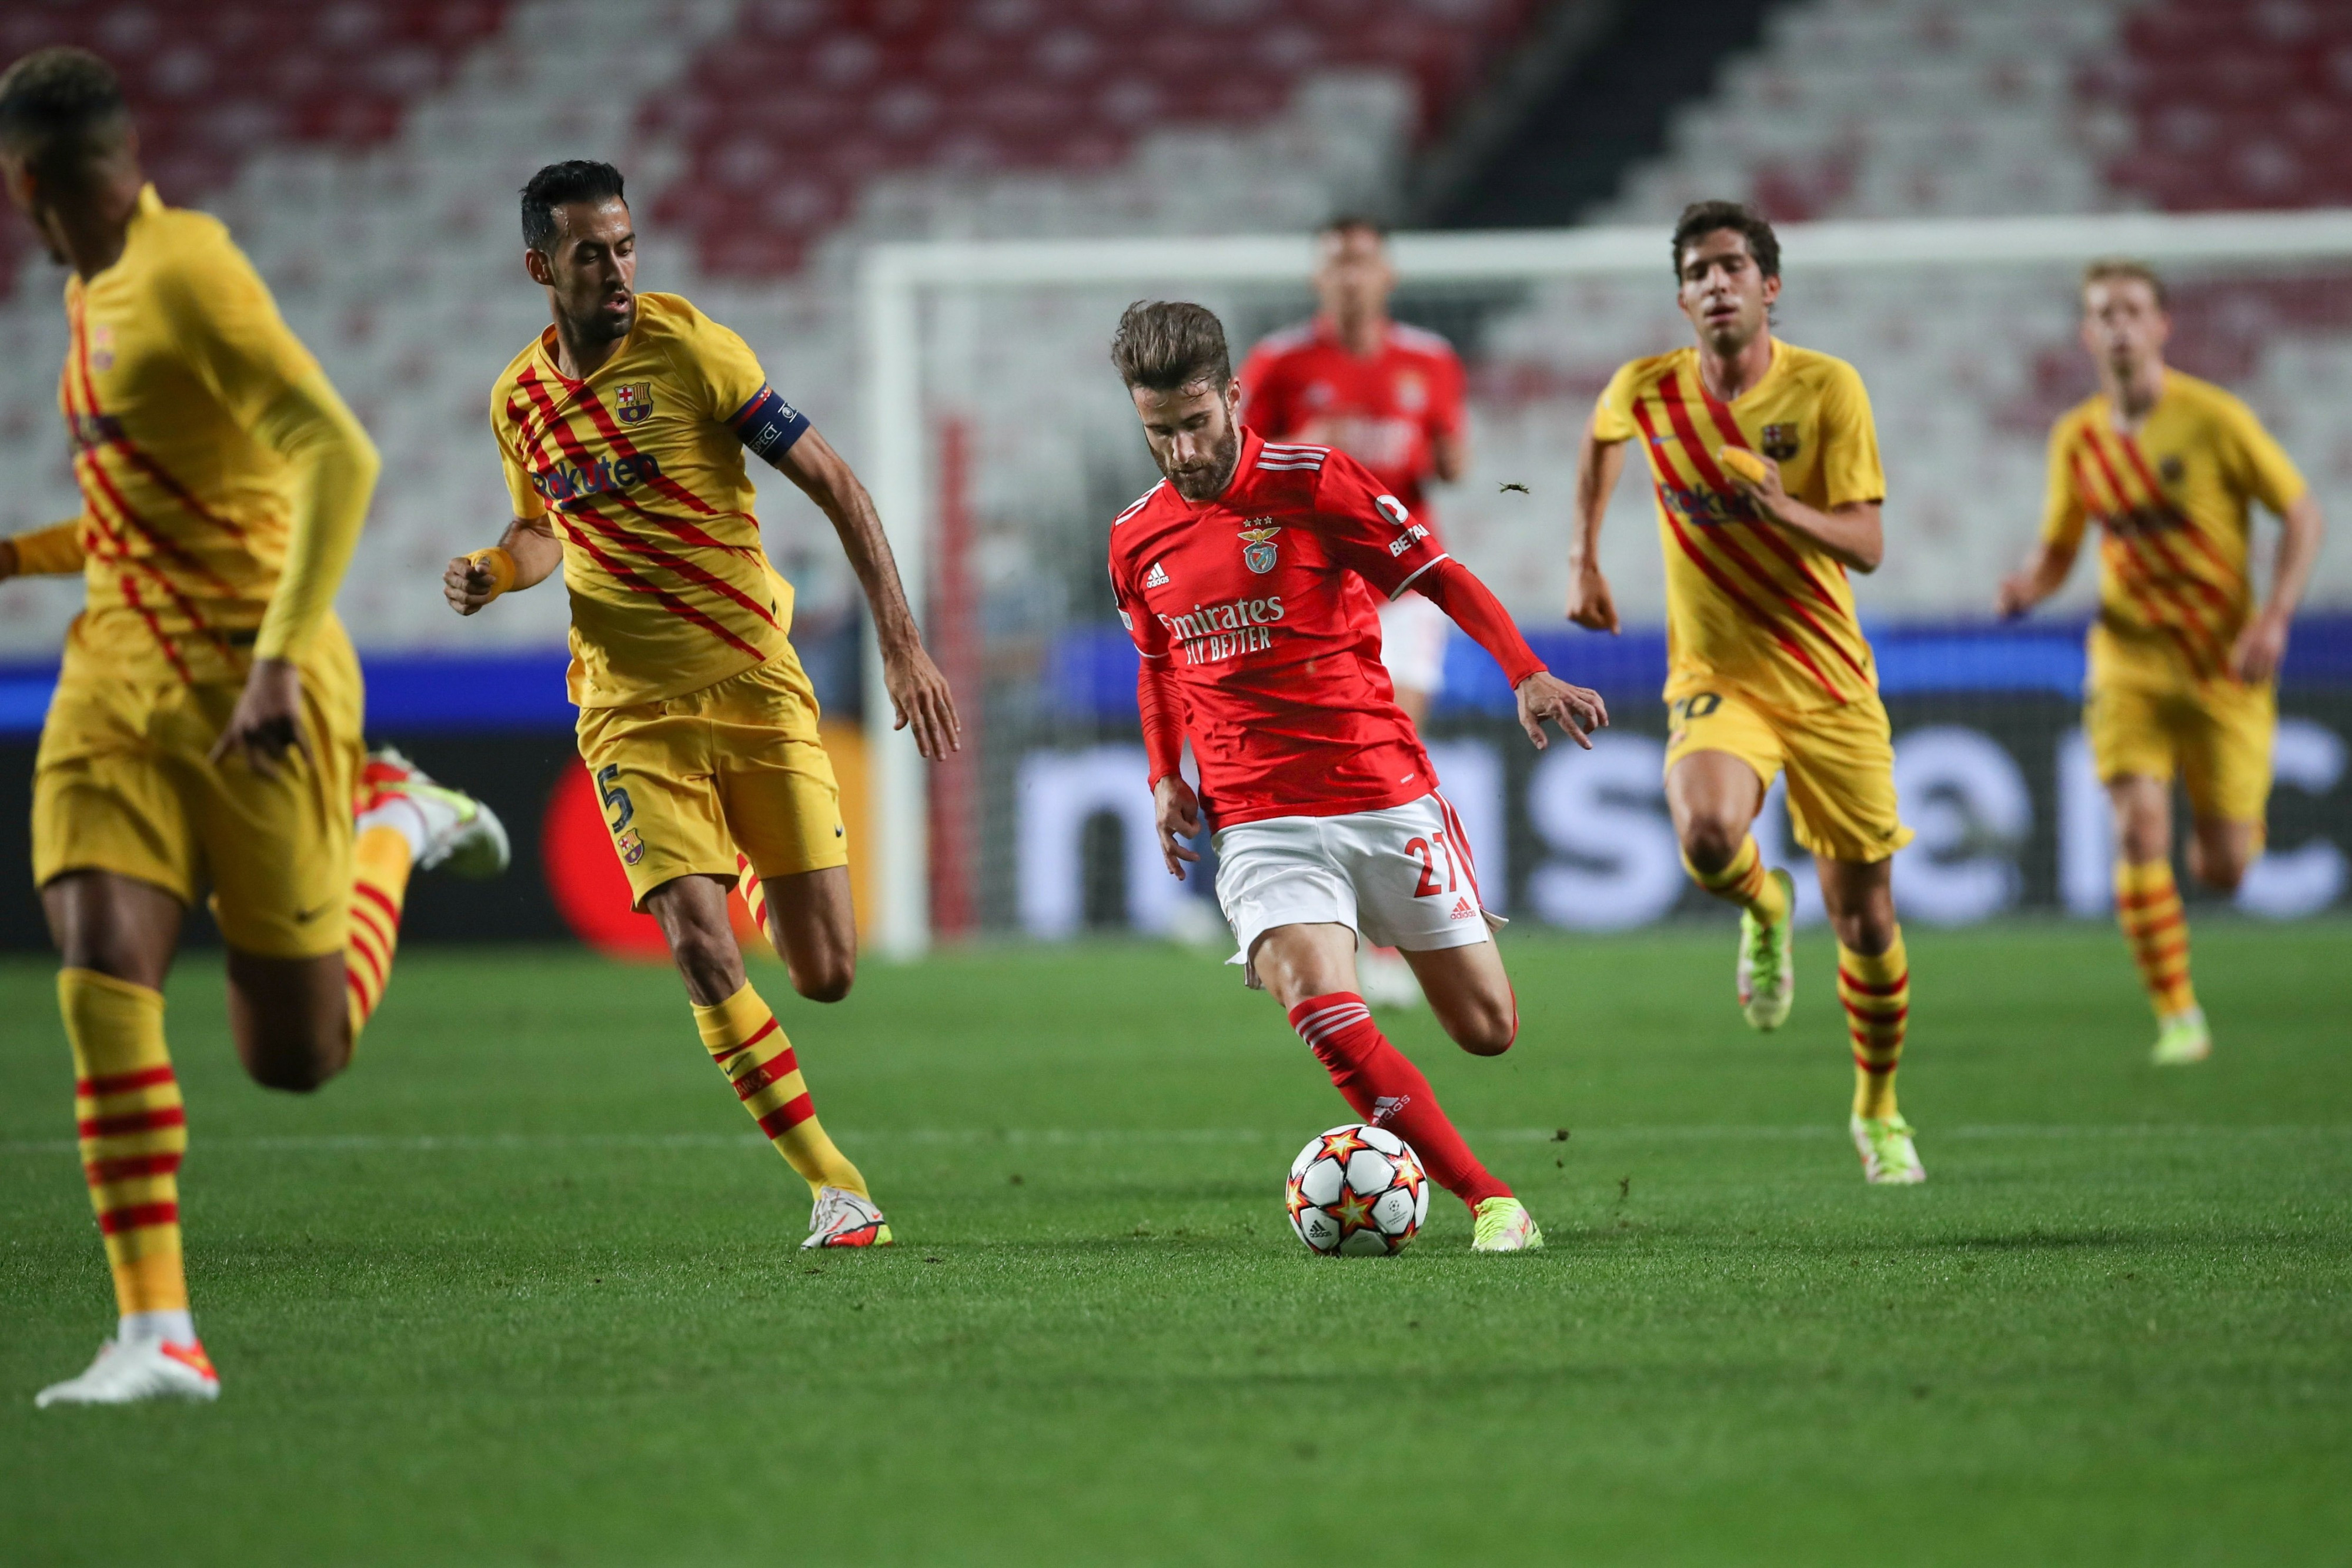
[1686,834,1790,924]
[344,823,415,1037]
[1288,992,1510,1212]
[2116,860,2197,1021]
[1838,931,1910,1119]
[693,981,868,1200]
[60,968,193,1338]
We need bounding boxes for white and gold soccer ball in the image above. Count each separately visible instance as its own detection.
[1285,1123,1429,1255]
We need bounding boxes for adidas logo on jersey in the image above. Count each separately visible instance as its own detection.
[1449,897,1476,921]
[1144,560,1169,587]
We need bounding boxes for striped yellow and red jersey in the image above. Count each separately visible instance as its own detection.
[55,185,358,685]
[2041,372,2306,693]
[490,292,810,707]
[1594,341,1886,712]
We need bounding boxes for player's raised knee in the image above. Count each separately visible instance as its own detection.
[1680,814,1748,875]
[1450,997,1518,1057]
[787,950,856,1004]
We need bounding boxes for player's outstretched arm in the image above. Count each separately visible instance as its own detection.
[444,517,560,616]
[2233,491,2325,682]
[1414,557,1607,750]
[1568,420,1626,631]
[770,427,961,761]
[1995,539,2079,620]
[0,520,87,580]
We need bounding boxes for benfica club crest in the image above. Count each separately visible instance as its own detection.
[1238,524,1281,574]
[614,382,655,425]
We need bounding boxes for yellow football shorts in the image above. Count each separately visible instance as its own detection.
[31,624,365,958]
[2087,678,2275,827]
[1663,676,1914,864]
[573,648,848,907]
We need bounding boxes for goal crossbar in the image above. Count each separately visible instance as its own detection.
[857,208,2352,957]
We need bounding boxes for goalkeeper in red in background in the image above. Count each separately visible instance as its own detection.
[1239,216,1471,1010]
[1108,299,1608,1252]
[1999,259,2326,1066]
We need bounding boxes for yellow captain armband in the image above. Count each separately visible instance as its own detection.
[466,547,517,601]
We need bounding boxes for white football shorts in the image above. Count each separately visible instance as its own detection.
[1377,589,1451,697]
[1214,791,1500,987]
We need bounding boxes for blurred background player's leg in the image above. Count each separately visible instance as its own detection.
[1818,857,1920,1186]
[340,748,510,1038]
[2107,774,2207,1065]
[1666,744,1795,1031]
[35,871,216,1406]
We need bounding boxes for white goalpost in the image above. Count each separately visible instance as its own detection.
[857,208,2352,959]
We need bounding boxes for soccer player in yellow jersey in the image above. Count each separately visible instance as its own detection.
[1568,202,1922,1184]
[1,49,507,1407]
[1999,260,2325,1065]
[445,161,960,1248]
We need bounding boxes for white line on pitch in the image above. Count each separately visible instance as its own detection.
[2,1124,2345,1158]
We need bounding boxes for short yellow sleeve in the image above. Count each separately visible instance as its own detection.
[1591,360,1642,443]
[491,383,548,521]
[153,227,320,426]
[1816,359,1885,509]
[2216,394,2307,516]
[668,304,770,425]
[2040,417,2087,551]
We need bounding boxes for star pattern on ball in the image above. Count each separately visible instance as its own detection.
[1317,1129,1369,1165]
[1333,1185,1377,1235]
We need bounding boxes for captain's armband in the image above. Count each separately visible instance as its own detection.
[728,383,810,464]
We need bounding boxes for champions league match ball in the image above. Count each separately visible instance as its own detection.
[1285,1124,1429,1255]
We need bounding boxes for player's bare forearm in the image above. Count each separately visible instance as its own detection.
[1567,427,1625,631]
[2234,493,2325,682]
[776,427,962,758]
[444,517,557,616]
[1996,540,2077,620]
[1151,774,1204,881]
[1764,496,1883,572]
[1431,428,1468,485]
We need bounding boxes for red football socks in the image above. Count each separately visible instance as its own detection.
[1287,992,1511,1211]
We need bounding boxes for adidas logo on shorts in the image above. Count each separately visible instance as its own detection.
[1450,897,1476,920]
[1144,560,1169,587]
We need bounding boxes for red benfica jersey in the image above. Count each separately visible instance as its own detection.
[1238,317,1466,527]
[1109,431,1452,826]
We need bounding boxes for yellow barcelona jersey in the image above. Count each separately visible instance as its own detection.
[492,293,804,708]
[1595,341,1886,712]
[56,185,369,684]
[2041,372,2306,694]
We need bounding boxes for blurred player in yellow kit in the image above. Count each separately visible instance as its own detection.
[1999,260,2325,1065]
[1568,202,1922,1184]
[444,162,960,1249]
[1,49,507,1407]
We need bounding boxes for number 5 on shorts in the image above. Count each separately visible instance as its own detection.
[596,764,634,833]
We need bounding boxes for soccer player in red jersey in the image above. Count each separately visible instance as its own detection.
[1238,218,1468,730]
[1239,218,1470,1008]
[1108,302,1607,1252]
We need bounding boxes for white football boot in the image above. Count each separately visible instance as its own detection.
[2151,1007,2212,1066]
[357,747,510,879]
[1736,868,1797,1031]
[36,1337,219,1408]
[804,1186,893,1249]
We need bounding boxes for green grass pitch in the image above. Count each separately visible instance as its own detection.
[2,921,2348,1566]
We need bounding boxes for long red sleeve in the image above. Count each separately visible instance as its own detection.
[1409,556,1545,687]
[1137,657,1185,788]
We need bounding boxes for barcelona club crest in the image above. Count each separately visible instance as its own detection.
[1238,524,1281,574]
[616,828,647,866]
[1760,423,1799,461]
[614,382,655,426]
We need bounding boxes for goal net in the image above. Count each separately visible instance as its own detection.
[857,212,2352,955]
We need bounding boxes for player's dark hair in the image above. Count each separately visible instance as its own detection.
[1111,300,1232,393]
[1319,213,1388,242]
[2083,257,2167,311]
[1672,200,1780,282]
[0,48,132,179]
[520,160,627,254]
